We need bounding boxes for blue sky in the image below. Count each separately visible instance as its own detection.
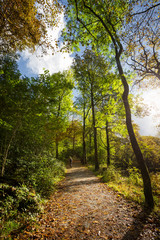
[17,12,160,137]
[18,12,73,78]
[18,56,37,78]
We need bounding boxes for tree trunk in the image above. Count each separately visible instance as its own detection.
[74,0,154,207]
[83,102,87,164]
[90,81,99,171]
[116,54,154,208]
[106,120,110,166]
[89,131,92,155]
[55,134,59,159]
[73,129,75,151]
[55,99,61,159]
[1,122,20,177]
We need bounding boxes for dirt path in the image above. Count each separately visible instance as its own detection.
[18,160,160,240]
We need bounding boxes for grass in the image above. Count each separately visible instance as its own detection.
[107,174,160,215]
[0,220,20,239]
[88,164,160,215]
[107,176,144,204]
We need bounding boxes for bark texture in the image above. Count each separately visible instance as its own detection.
[115,54,154,208]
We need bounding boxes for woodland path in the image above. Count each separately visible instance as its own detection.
[17,160,160,240]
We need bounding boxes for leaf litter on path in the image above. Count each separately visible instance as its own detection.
[16,161,160,240]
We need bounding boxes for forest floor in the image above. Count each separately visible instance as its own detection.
[16,160,160,240]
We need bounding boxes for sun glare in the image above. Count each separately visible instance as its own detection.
[134,88,160,136]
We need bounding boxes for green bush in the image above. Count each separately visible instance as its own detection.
[0,184,42,238]
[30,156,65,197]
[0,184,42,222]
[128,167,143,186]
[0,155,65,238]
[12,154,65,197]
[102,165,121,183]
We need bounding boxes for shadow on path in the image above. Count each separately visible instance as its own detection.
[16,160,160,240]
[121,209,152,240]
[59,179,101,192]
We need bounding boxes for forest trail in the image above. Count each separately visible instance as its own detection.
[17,160,160,240]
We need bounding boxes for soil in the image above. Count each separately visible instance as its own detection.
[17,160,160,240]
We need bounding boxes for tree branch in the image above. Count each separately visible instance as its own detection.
[82,0,123,58]
[130,3,160,17]
[74,0,98,41]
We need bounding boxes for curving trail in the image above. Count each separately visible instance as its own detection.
[17,160,160,240]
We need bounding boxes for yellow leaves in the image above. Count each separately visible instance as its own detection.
[101,236,109,240]
[103,211,109,215]
[156,228,160,232]
[84,229,91,234]
[69,221,75,225]
[0,0,62,52]
[72,206,77,209]
[92,220,99,224]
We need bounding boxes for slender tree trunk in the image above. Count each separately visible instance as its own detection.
[55,134,59,159]
[75,0,153,207]
[55,99,61,160]
[1,122,20,177]
[83,102,87,164]
[90,82,99,171]
[89,131,92,154]
[106,120,110,166]
[115,54,154,208]
[73,129,75,151]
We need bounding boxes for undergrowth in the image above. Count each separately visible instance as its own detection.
[0,184,43,239]
[88,164,160,215]
[0,157,65,239]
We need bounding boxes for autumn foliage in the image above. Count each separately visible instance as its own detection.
[0,0,61,53]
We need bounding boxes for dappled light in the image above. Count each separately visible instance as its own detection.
[0,0,160,239]
[16,160,159,239]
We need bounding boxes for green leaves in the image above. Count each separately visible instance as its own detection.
[0,55,74,180]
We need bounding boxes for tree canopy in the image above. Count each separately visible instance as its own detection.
[0,0,61,53]
[61,0,160,208]
[1,1,160,237]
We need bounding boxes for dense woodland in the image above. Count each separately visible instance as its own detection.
[0,0,160,237]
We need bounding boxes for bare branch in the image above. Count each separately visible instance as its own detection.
[130,3,160,17]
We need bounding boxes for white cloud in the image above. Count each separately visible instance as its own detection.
[133,115,158,136]
[133,88,160,136]
[20,13,73,75]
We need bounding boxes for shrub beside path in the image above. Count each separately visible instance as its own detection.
[17,160,160,240]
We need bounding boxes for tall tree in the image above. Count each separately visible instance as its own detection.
[38,70,74,159]
[63,0,154,208]
[0,56,73,177]
[95,79,125,167]
[65,119,82,152]
[74,96,88,164]
[0,55,28,176]
[73,49,113,170]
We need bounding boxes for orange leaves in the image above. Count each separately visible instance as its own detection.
[16,164,160,240]
[83,229,91,234]
[0,0,62,53]
[93,220,99,224]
